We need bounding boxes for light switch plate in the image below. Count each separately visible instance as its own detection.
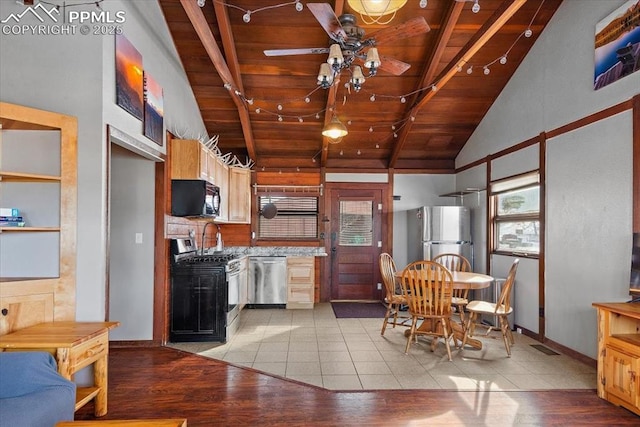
[135,233,143,244]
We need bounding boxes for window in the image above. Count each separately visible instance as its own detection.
[490,172,540,256]
[339,200,373,246]
[257,195,318,240]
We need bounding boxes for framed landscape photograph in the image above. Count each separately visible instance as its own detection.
[594,0,640,90]
[143,72,164,146]
[115,33,144,120]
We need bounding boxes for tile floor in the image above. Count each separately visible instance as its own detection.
[168,303,596,391]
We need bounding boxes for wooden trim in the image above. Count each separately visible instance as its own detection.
[105,127,112,321]
[153,138,168,344]
[109,340,162,348]
[546,99,634,139]
[633,94,640,233]
[538,131,547,342]
[485,156,492,274]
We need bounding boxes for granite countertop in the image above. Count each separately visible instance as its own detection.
[203,246,328,257]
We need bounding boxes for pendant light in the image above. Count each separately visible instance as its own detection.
[322,113,348,143]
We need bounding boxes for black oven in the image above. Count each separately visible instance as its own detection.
[169,239,238,343]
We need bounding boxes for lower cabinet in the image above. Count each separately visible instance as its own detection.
[604,345,640,407]
[593,302,640,416]
[286,257,314,309]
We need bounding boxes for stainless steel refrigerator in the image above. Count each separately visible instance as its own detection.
[406,206,473,265]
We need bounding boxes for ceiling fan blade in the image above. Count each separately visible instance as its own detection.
[307,3,346,42]
[264,47,329,57]
[367,17,430,46]
[354,55,411,76]
[378,55,411,75]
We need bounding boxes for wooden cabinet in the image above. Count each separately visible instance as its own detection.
[593,302,640,415]
[170,139,209,181]
[215,157,229,221]
[170,139,252,224]
[228,167,251,224]
[286,257,314,309]
[0,102,77,335]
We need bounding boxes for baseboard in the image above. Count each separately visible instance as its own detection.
[109,340,162,348]
[514,325,596,369]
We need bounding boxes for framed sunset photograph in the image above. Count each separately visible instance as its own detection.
[115,33,144,120]
[594,0,640,89]
[144,72,164,146]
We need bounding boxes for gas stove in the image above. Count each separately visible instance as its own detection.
[170,238,238,265]
[182,253,238,264]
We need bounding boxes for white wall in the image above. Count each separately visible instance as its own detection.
[109,144,155,340]
[0,1,206,330]
[455,0,639,357]
[392,174,456,268]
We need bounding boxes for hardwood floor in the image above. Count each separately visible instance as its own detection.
[75,346,638,426]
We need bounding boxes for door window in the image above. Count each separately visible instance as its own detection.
[339,200,373,246]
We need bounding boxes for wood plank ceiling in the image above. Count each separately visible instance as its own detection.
[158,0,563,172]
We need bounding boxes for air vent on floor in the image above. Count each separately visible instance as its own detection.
[530,344,560,355]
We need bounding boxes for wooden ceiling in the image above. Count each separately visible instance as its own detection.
[158,0,563,172]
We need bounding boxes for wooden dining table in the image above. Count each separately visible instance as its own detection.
[395,270,494,350]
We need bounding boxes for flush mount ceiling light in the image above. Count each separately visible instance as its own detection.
[347,0,408,24]
[322,113,348,143]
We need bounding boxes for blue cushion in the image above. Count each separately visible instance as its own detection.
[0,351,76,427]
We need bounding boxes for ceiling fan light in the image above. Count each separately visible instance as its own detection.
[327,44,344,68]
[350,65,365,90]
[364,47,381,71]
[322,115,349,140]
[347,0,407,17]
[317,63,334,88]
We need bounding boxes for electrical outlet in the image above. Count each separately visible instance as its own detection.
[377,283,382,290]
[516,327,522,334]
[135,233,143,244]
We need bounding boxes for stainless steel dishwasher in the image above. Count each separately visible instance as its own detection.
[248,256,287,307]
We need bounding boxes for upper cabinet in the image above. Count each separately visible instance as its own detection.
[228,167,251,224]
[170,139,208,181]
[0,102,77,334]
[170,138,251,224]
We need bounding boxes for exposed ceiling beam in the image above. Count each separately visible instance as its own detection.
[389,0,528,167]
[387,0,465,167]
[180,0,257,160]
[320,0,345,167]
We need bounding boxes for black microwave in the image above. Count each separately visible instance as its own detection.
[171,179,220,217]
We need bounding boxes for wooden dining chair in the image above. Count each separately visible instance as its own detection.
[432,253,472,324]
[462,259,520,357]
[379,253,409,335]
[400,260,456,360]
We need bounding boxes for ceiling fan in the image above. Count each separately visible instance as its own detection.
[263,3,430,88]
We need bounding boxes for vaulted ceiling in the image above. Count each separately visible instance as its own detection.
[158,0,563,172]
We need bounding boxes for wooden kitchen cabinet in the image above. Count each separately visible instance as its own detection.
[0,102,77,335]
[170,139,209,181]
[592,302,640,415]
[228,166,251,224]
[215,157,229,221]
[286,257,314,309]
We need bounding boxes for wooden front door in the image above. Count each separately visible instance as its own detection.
[328,186,385,301]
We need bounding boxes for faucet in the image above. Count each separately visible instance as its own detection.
[201,221,215,255]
